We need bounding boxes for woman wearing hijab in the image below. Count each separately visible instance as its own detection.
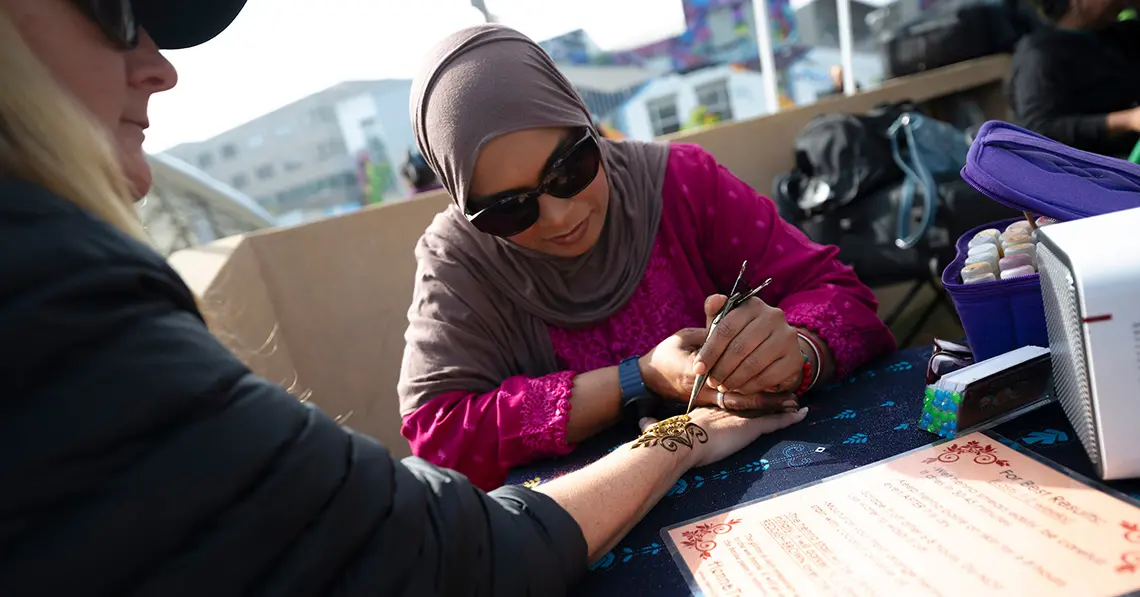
[0,1,808,594]
[400,25,896,490]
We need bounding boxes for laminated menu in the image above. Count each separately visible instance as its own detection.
[663,431,1140,596]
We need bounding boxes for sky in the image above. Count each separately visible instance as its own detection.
[144,0,687,153]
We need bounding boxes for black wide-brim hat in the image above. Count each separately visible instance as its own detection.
[135,0,249,50]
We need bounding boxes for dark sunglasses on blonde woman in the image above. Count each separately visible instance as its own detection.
[465,127,602,237]
[72,0,139,49]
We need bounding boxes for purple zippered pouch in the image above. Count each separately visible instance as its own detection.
[944,122,1140,360]
[945,122,1140,295]
[960,121,1140,221]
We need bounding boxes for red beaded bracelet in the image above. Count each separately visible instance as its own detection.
[794,355,813,397]
[795,331,824,395]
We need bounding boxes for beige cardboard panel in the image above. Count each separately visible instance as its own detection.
[167,234,246,296]
[247,193,450,457]
[190,239,303,401]
[168,56,1012,461]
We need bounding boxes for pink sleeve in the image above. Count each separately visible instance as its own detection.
[673,143,896,378]
[400,371,577,491]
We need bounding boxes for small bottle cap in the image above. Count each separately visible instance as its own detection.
[963,272,997,285]
[962,262,994,278]
[968,234,1000,249]
[965,253,999,271]
[1001,233,1032,248]
[999,254,1033,271]
[969,229,1001,248]
[967,243,1000,258]
[1005,221,1032,234]
[1004,242,1036,258]
[1001,265,1037,279]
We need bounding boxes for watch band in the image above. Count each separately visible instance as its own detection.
[619,356,647,401]
[619,356,658,422]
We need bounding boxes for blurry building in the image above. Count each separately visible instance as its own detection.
[617,64,768,139]
[166,80,415,223]
[795,0,878,52]
[559,64,658,125]
[139,152,277,256]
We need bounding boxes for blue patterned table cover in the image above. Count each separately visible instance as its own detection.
[505,346,1140,596]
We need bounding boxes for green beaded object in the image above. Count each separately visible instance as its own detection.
[919,385,963,438]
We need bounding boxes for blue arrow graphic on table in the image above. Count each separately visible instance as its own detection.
[1021,429,1069,445]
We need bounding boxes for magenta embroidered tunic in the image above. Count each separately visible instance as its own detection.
[401,144,896,490]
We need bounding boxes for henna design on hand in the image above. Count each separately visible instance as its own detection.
[632,414,709,452]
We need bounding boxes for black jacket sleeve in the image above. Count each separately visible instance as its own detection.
[0,181,587,597]
[1008,46,1113,154]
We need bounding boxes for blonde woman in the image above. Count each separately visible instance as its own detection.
[0,1,807,595]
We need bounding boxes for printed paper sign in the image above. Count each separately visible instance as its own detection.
[663,432,1140,596]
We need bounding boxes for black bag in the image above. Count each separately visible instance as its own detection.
[794,173,1019,286]
[774,100,916,222]
[879,0,1040,79]
[774,103,1017,284]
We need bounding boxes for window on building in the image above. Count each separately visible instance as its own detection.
[647,95,681,137]
[327,171,358,189]
[695,79,735,122]
[197,152,214,169]
[275,123,293,137]
[231,173,249,189]
[313,106,336,123]
[221,143,238,159]
[248,135,264,148]
[255,164,275,180]
[316,138,347,160]
[284,160,303,172]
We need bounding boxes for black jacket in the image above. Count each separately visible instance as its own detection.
[1008,21,1140,158]
[0,179,586,596]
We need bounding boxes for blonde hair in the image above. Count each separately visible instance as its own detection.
[0,11,327,411]
[0,10,149,243]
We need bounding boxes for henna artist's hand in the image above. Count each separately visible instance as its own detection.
[637,407,808,469]
[638,328,795,412]
[693,294,804,396]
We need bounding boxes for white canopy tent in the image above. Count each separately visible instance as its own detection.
[139,152,277,256]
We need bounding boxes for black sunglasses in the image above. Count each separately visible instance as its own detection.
[74,0,139,50]
[465,128,602,237]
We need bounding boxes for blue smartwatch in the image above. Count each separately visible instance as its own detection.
[619,356,658,423]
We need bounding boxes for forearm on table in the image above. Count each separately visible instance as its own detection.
[403,372,580,489]
[566,366,624,444]
[536,440,690,563]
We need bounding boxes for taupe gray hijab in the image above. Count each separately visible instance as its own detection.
[398,24,670,415]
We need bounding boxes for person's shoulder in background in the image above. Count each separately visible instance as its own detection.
[1012,24,1072,63]
[1100,18,1140,59]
